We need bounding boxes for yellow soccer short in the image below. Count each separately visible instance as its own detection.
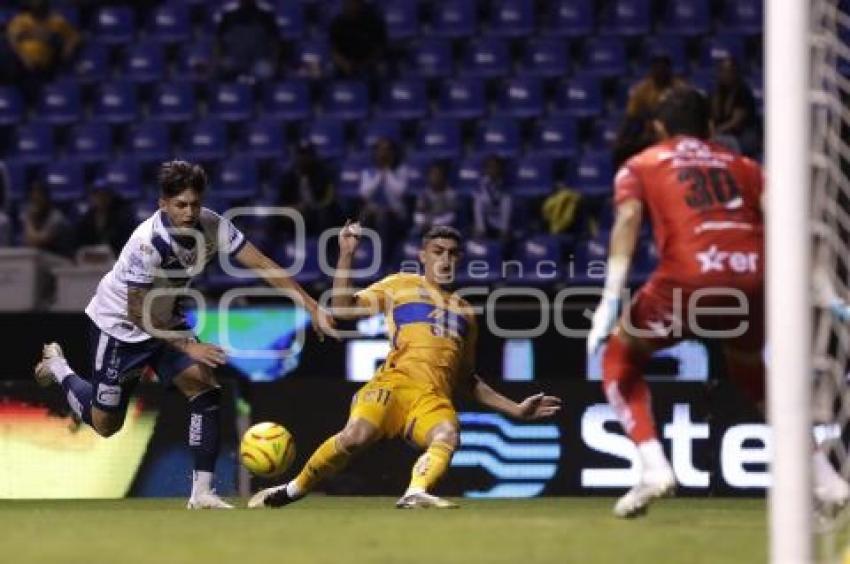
[349,371,458,449]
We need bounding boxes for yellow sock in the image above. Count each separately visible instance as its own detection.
[291,434,351,495]
[407,441,454,493]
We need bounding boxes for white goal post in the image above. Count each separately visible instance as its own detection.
[766,0,814,562]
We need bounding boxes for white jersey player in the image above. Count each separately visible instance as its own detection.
[34,160,335,509]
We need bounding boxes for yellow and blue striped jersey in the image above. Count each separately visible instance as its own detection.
[354,273,478,398]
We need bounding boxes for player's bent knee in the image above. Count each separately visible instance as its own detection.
[430,425,459,450]
[338,420,379,452]
[174,365,219,399]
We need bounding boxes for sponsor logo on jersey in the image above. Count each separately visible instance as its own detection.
[696,245,759,274]
[96,384,121,407]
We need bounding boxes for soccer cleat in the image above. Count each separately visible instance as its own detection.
[248,483,298,509]
[187,490,234,509]
[613,468,676,518]
[33,342,64,387]
[395,491,459,509]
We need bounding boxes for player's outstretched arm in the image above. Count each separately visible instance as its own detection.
[587,197,643,355]
[329,220,374,320]
[468,374,561,421]
[234,241,337,340]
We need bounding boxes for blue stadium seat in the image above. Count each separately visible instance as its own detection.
[337,152,373,198]
[601,0,651,36]
[101,158,144,199]
[403,152,434,192]
[275,0,306,39]
[93,81,139,124]
[475,117,521,158]
[721,0,763,36]
[552,76,604,118]
[590,116,620,151]
[3,160,28,201]
[521,38,570,78]
[494,77,544,118]
[462,38,511,78]
[630,239,659,284]
[0,86,24,125]
[93,5,136,44]
[209,82,255,122]
[508,235,563,285]
[128,121,172,163]
[701,35,747,68]
[279,238,323,285]
[359,119,403,148]
[661,0,711,36]
[182,119,229,162]
[241,120,286,160]
[122,42,166,83]
[384,0,420,40]
[44,161,85,201]
[68,123,112,164]
[37,81,82,125]
[568,238,608,286]
[351,235,383,282]
[515,156,554,197]
[642,35,689,74]
[302,119,346,160]
[150,82,197,123]
[262,80,311,121]
[54,4,80,26]
[455,154,486,194]
[12,123,55,165]
[581,37,628,77]
[456,239,503,284]
[379,78,428,120]
[215,157,260,200]
[404,39,454,78]
[544,0,594,37]
[574,151,614,198]
[176,40,215,83]
[531,117,579,158]
[73,43,110,83]
[292,39,332,76]
[416,119,462,159]
[320,80,370,121]
[148,2,191,44]
[430,0,477,38]
[489,0,535,38]
[435,77,486,119]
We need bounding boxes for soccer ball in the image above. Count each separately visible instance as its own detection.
[240,422,296,478]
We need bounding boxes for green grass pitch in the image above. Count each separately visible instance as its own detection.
[0,497,766,564]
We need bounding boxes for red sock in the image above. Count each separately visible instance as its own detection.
[602,335,656,443]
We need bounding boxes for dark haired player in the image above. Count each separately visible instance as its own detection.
[249,223,561,509]
[34,160,335,509]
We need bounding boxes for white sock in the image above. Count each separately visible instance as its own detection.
[191,470,214,497]
[285,481,304,499]
[46,357,74,383]
[637,439,672,476]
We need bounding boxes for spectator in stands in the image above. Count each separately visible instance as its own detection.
[214,0,282,82]
[616,55,688,167]
[710,56,761,157]
[1,0,80,89]
[277,141,339,236]
[328,0,387,77]
[0,164,11,247]
[359,137,409,254]
[413,161,459,234]
[473,155,513,242]
[75,177,136,259]
[20,179,73,257]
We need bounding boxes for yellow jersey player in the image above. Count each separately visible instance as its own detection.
[249,224,561,509]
